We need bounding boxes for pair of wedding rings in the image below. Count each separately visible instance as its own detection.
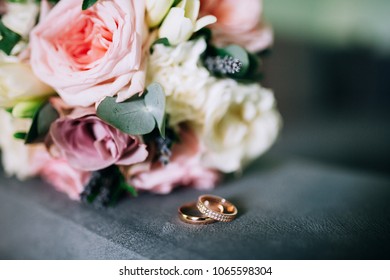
[178,195,238,224]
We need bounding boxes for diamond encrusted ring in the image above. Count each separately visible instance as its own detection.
[196,195,237,222]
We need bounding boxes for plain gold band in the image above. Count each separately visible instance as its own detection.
[178,202,217,224]
[197,195,238,222]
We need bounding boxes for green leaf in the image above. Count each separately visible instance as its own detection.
[191,28,212,42]
[246,52,262,80]
[150,37,170,53]
[82,0,98,10]
[173,0,181,6]
[13,132,27,140]
[0,21,22,55]
[36,0,61,4]
[119,181,138,197]
[5,107,13,114]
[25,101,59,144]
[97,83,166,138]
[97,97,155,136]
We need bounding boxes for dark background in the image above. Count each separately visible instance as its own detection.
[262,0,390,175]
[262,38,390,175]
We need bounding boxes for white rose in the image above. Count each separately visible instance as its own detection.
[1,0,39,38]
[0,109,41,180]
[159,0,216,45]
[149,38,281,172]
[148,38,215,126]
[0,62,54,108]
[202,83,282,173]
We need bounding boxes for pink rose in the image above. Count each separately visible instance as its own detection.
[39,0,53,21]
[200,0,273,52]
[28,147,90,201]
[40,158,91,201]
[126,127,220,194]
[30,0,146,107]
[50,114,148,171]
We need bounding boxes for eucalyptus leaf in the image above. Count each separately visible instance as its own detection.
[97,83,166,137]
[25,102,59,144]
[97,97,155,135]
[145,83,166,138]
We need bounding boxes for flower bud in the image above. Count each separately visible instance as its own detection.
[159,0,216,45]
[11,99,45,119]
[0,63,54,108]
[146,0,174,28]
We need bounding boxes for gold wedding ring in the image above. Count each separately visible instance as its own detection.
[197,195,238,222]
[178,202,217,224]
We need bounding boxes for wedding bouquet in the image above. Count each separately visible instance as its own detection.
[0,0,281,207]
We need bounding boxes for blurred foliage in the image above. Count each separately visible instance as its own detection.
[264,0,390,52]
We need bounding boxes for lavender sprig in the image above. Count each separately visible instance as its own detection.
[155,136,173,166]
[80,165,122,208]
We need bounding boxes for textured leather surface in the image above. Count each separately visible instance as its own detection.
[1,156,389,259]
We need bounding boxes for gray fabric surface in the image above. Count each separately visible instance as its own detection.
[1,156,389,259]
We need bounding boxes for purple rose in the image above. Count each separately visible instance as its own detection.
[50,115,148,171]
[0,2,7,16]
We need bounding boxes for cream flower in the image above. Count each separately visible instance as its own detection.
[0,0,41,60]
[0,110,44,180]
[202,84,281,172]
[148,38,281,172]
[0,51,20,63]
[0,62,54,108]
[159,0,216,45]
[148,38,223,126]
[1,0,39,38]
